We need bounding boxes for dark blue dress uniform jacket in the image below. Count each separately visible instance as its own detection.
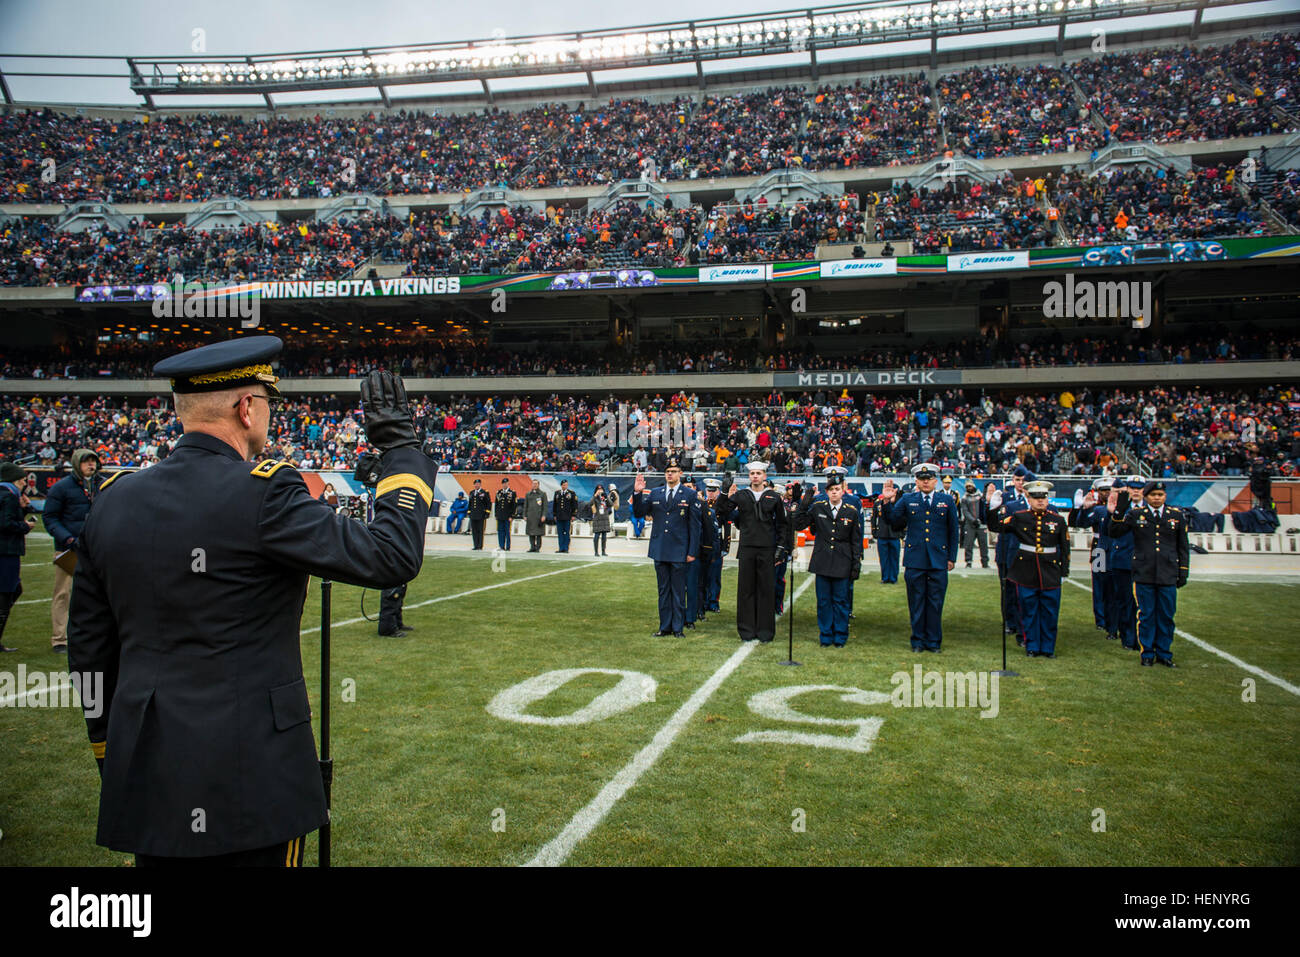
[1107,499,1189,587]
[68,431,436,857]
[887,492,959,568]
[632,484,700,562]
[793,500,863,578]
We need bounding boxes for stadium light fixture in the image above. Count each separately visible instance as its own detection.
[132,0,1249,98]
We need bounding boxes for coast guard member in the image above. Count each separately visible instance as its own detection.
[994,466,1032,643]
[703,478,727,612]
[991,480,1070,658]
[632,457,699,637]
[881,463,959,652]
[1108,480,1189,667]
[792,472,862,647]
[494,478,517,551]
[69,339,435,865]
[1069,476,1114,634]
[871,477,901,584]
[714,462,788,643]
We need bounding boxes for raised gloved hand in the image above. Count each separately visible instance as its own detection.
[801,485,817,508]
[360,371,418,453]
[720,472,734,494]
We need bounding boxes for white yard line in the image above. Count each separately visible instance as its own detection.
[15,597,52,605]
[1062,577,1299,697]
[0,682,74,708]
[299,561,602,636]
[525,573,817,867]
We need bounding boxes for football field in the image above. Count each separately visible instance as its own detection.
[3,540,1298,867]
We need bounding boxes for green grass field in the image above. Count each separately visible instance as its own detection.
[3,539,1298,867]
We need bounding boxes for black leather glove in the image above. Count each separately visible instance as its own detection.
[851,561,862,581]
[1176,577,1187,589]
[801,486,817,508]
[360,371,418,452]
[96,756,104,777]
[720,472,734,493]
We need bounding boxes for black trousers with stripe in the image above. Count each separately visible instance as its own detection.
[136,834,308,867]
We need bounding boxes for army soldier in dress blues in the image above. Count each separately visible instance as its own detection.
[702,479,726,613]
[994,466,1032,644]
[880,463,959,653]
[991,480,1070,658]
[494,478,517,551]
[1108,480,1189,667]
[1069,476,1114,635]
[1101,478,1143,650]
[714,461,789,643]
[467,479,492,550]
[823,466,864,617]
[871,478,901,584]
[632,457,700,637]
[553,479,578,553]
[68,338,436,865]
[792,473,863,647]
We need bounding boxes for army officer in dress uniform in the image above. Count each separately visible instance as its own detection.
[494,478,518,551]
[879,463,959,653]
[632,456,699,637]
[791,472,863,647]
[467,479,492,550]
[1107,480,1189,668]
[990,480,1070,658]
[68,338,436,865]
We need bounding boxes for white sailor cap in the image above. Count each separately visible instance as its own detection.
[747,460,770,472]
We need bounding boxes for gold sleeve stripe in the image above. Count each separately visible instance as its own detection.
[91,740,106,759]
[376,473,433,507]
[251,460,291,479]
[98,471,126,492]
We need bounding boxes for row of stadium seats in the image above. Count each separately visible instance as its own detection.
[1,35,1296,205]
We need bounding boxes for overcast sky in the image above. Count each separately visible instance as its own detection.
[1,0,1293,106]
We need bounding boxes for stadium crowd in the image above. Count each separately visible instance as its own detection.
[2,35,1296,207]
[3,329,1294,381]
[4,383,1296,482]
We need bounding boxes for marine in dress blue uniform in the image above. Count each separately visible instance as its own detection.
[884,463,959,652]
[631,457,700,637]
[870,478,902,584]
[792,473,863,646]
[995,467,1033,643]
[68,340,436,865]
[1107,481,1189,667]
[992,481,1071,657]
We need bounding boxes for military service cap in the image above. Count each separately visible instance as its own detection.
[911,463,938,480]
[1025,480,1054,497]
[154,335,283,397]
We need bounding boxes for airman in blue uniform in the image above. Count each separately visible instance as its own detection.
[870,478,901,584]
[631,456,700,637]
[881,463,959,652]
[1069,476,1114,634]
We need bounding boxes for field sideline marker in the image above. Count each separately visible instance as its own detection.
[1063,577,1299,697]
[524,573,816,867]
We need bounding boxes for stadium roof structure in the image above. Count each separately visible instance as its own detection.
[0,0,1284,109]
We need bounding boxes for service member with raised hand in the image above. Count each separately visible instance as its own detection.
[68,337,437,866]
[881,463,959,653]
[632,457,699,637]
[713,461,788,644]
[792,473,862,647]
[991,480,1070,658]
[1107,480,1190,668]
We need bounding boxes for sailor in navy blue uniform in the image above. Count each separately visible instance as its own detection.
[991,480,1070,657]
[68,339,435,865]
[1107,480,1189,667]
[632,456,700,637]
[995,466,1032,644]
[881,463,959,652]
[870,478,901,584]
[713,461,788,643]
[1069,476,1114,634]
[703,478,727,612]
